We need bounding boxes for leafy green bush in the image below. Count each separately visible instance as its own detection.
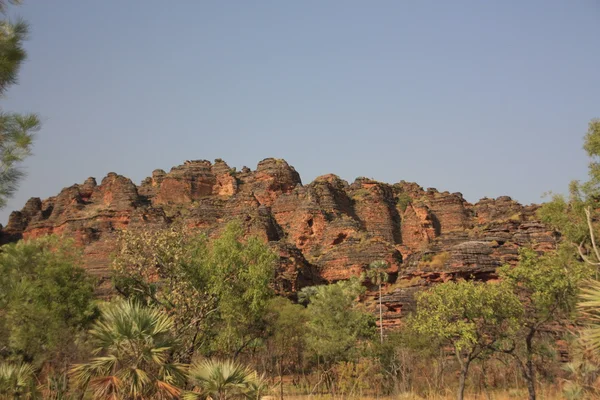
[0,236,97,367]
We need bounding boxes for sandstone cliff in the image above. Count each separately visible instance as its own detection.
[1,158,558,329]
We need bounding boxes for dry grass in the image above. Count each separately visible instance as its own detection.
[280,386,564,399]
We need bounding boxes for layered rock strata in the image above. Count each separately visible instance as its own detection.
[1,159,558,327]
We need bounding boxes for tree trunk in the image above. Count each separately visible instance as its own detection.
[454,347,471,400]
[457,362,469,400]
[525,372,536,400]
[525,330,536,400]
[379,284,384,344]
[279,357,284,400]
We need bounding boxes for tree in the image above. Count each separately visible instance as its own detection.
[539,119,600,358]
[112,221,278,360]
[112,226,216,363]
[0,361,38,399]
[0,0,41,208]
[498,247,589,400]
[0,236,96,368]
[363,260,389,344]
[183,359,267,400]
[407,280,522,400]
[70,300,186,400]
[300,278,376,371]
[538,119,600,267]
[263,297,308,399]
[204,222,278,358]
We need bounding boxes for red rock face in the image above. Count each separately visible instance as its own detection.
[1,158,558,327]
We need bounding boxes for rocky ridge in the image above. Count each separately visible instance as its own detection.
[1,158,558,329]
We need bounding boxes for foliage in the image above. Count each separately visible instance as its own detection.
[560,335,600,400]
[499,247,588,329]
[396,192,413,212]
[562,360,599,399]
[264,296,308,371]
[409,280,521,355]
[0,1,22,14]
[407,280,522,400]
[40,371,72,400]
[112,226,215,362]
[571,131,600,352]
[112,221,278,359]
[538,118,600,363]
[374,329,447,395]
[203,223,278,357]
[0,361,38,399]
[578,280,600,354]
[365,260,389,287]
[0,236,96,367]
[539,119,600,266]
[0,1,41,209]
[183,359,267,400]
[332,358,382,398]
[300,278,376,365]
[498,247,588,400]
[429,252,450,268]
[70,300,186,400]
[419,252,450,269]
[519,118,600,399]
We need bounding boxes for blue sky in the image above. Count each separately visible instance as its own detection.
[1,0,599,223]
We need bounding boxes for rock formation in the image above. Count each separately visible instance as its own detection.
[1,158,558,329]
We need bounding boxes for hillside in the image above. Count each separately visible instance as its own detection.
[1,158,557,328]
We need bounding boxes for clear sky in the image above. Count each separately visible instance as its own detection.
[1,0,599,223]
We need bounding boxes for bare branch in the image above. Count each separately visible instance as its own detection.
[575,240,600,266]
[584,206,600,264]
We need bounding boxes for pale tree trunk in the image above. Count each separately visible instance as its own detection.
[578,206,600,267]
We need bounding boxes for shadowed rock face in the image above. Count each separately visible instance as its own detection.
[1,158,558,327]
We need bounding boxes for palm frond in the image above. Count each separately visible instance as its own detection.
[578,279,600,353]
[187,359,267,400]
[70,300,184,398]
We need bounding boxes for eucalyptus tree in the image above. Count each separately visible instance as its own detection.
[0,236,96,368]
[408,280,522,400]
[112,221,278,361]
[539,119,600,358]
[300,278,376,370]
[499,247,588,400]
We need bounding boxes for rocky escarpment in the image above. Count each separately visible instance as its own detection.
[1,158,558,329]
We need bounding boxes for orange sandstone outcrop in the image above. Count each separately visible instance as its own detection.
[1,158,558,328]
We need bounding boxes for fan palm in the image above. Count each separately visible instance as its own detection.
[365,260,389,344]
[578,279,600,353]
[183,359,267,400]
[0,361,39,399]
[70,300,186,399]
